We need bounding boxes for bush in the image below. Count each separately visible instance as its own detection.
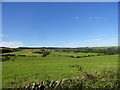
[18,55,27,57]
[68,55,74,58]
[88,55,91,57]
[2,56,10,62]
[2,54,16,56]
[76,56,81,58]
[42,51,51,57]
[32,50,51,57]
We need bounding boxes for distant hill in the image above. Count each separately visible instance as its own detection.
[0,46,118,50]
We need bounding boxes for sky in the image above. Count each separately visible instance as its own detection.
[1,2,118,47]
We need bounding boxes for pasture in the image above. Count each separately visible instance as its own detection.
[2,49,118,88]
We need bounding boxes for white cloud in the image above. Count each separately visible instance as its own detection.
[81,38,118,47]
[74,16,80,20]
[88,16,103,20]
[62,38,118,47]
[0,41,23,48]
[88,17,93,20]
[0,34,7,37]
[96,16,101,20]
[85,38,102,42]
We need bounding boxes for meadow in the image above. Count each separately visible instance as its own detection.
[2,48,118,88]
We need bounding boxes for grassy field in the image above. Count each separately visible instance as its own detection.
[2,49,118,88]
[2,49,99,56]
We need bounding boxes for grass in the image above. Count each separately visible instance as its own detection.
[0,62,2,89]
[2,50,42,56]
[2,52,118,88]
[49,51,99,57]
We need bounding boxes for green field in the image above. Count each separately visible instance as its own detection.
[2,49,118,88]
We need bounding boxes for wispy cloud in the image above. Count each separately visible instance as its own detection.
[90,34,105,38]
[88,16,104,20]
[62,38,118,47]
[96,16,101,20]
[88,17,93,20]
[0,41,23,48]
[85,38,102,42]
[0,34,7,37]
[74,16,80,20]
[81,38,118,47]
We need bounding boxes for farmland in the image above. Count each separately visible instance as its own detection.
[1,47,119,88]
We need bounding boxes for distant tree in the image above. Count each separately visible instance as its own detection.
[42,51,51,57]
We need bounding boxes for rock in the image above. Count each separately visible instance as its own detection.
[40,85,45,90]
[32,82,36,86]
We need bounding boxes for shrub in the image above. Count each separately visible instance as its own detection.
[2,54,16,56]
[2,56,10,62]
[42,51,51,57]
[68,55,74,58]
[76,56,82,58]
[18,55,27,57]
[12,59,14,61]
[32,50,51,57]
[88,55,91,57]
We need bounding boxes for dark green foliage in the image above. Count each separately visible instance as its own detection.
[69,55,95,58]
[18,55,27,57]
[2,56,10,61]
[70,64,83,71]
[1,49,12,53]
[55,47,118,55]
[12,59,14,61]
[76,56,81,58]
[2,54,16,56]
[1,47,20,53]
[11,48,20,52]
[103,48,118,55]
[42,51,51,57]
[32,50,51,57]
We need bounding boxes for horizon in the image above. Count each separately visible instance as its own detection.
[1,45,118,49]
[1,2,118,48]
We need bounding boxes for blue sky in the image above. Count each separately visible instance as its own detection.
[1,2,118,47]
